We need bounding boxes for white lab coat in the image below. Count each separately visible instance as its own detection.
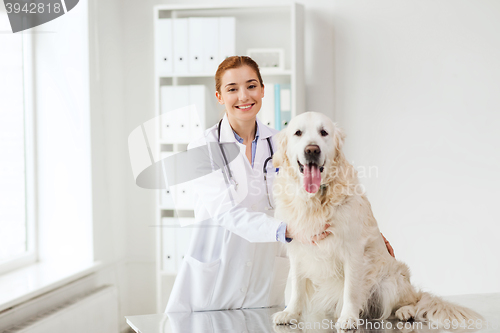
[165,113,289,312]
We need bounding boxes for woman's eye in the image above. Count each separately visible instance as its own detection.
[228,88,236,92]
[294,130,302,137]
[320,129,328,136]
[248,85,256,89]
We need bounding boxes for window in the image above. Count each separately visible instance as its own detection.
[0,9,36,275]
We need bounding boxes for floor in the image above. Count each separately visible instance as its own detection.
[126,292,500,333]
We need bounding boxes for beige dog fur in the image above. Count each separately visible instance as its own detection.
[271,112,482,330]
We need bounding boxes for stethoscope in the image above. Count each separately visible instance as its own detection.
[217,119,276,210]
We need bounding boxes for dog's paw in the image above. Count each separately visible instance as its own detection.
[272,310,301,325]
[395,305,416,321]
[335,314,359,331]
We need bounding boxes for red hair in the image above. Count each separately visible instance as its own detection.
[215,56,264,94]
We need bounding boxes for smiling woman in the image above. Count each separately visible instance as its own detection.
[215,59,265,165]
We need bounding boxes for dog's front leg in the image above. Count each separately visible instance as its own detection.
[272,253,305,325]
[336,252,364,330]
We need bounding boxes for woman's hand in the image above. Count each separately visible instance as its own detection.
[286,224,331,245]
[381,233,395,258]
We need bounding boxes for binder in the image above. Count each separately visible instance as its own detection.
[188,18,204,73]
[155,19,173,76]
[175,183,191,210]
[280,84,292,128]
[188,85,206,138]
[258,83,275,128]
[176,218,194,268]
[162,217,177,273]
[202,18,220,73]
[160,152,176,209]
[218,17,235,61]
[173,18,189,73]
[274,84,281,130]
[171,86,190,143]
[160,86,177,142]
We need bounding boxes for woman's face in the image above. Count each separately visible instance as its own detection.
[216,65,264,123]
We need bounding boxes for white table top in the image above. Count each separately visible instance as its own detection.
[125,293,500,333]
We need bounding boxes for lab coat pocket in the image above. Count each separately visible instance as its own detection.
[268,256,290,307]
[184,255,222,310]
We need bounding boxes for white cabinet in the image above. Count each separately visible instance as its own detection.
[153,2,304,312]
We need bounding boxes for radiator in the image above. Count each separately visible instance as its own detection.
[2,285,119,333]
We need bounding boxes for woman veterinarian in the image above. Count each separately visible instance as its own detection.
[165,56,394,313]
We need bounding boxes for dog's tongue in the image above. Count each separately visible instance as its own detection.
[303,163,321,193]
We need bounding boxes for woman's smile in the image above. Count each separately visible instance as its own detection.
[235,103,255,111]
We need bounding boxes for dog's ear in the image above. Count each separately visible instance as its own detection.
[272,129,289,168]
[333,124,346,158]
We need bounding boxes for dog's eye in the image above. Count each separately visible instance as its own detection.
[294,130,302,137]
[320,129,328,137]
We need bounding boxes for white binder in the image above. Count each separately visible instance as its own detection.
[155,18,173,76]
[258,83,275,128]
[160,86,177,142]
[188,85,206,138]
[218,17,235,62]
[202,17,220,73]
[176,218,194,269]
[175,184,192,210]
[162,217,177,274]
[280,84,291,128]
[171,86,190,143]
[173,18,189,73]
[160,152,176,209]
[188,18,204,73]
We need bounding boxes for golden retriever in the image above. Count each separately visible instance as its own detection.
[271,112,482,330]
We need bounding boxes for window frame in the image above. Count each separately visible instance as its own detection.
[0,27,37,275]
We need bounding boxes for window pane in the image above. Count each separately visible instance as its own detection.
[0,12,27,263]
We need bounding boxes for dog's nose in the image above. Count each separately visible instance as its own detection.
[304,145,321,160]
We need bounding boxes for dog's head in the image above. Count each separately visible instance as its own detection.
[273,112,347,194]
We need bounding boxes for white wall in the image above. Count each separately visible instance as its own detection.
[330,0,500,295]
[111,0,500,323]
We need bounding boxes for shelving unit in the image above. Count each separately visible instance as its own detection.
[153,1,304,312]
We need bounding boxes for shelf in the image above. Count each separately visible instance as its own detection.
[159,69,292,78]
[153,2,304,313]
[155,2,295,11]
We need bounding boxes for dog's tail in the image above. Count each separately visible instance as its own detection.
[414,292,483,327]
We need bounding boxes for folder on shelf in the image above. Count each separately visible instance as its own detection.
[188,18,204,73]
[280,84,291,128]
[188,85,206,138]
[155,18,173,76]
[160,86,177,142]
[161,217,177,274]
[160,152,176,209]
[172,86,190,143]
[219,17,235,61]
[258,83,275,128]
[173,18,189,73]
[274,83,281,130]
[202,17,220,73]
[176,218,194,267]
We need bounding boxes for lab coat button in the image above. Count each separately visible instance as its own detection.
[246,261,252,267]
[240,287,247,293]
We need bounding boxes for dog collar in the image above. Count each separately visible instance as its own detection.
[320,184,328,196]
